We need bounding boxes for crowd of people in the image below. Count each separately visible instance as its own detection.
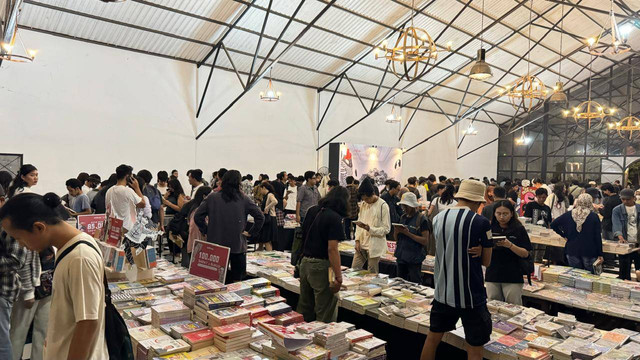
[1,163,640,359]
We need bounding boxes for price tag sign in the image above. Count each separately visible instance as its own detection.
[77,214,106,237]
[106,217,124,246]
[386,241,397,254]
[189,240,230,283]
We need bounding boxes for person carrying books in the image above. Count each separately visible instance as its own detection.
[421,179,493,360]
[296,187,349,323]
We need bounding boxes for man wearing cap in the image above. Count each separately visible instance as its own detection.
[421,179,493,360]
[393,192,431,283]
[612,189,640,280]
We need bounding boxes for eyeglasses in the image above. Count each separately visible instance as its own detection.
[495,212,511,218]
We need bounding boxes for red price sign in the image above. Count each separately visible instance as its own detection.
[386,241,397,254]
[189,240,230,283]
[77,214,106,237]
[106,217,124,246]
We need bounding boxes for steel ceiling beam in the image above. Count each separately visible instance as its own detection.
[195,0,257,67]
[545,0,637,20]
[19,0,515,120]
[15,24,493,126]
[247,0,272,85]
[196,0,337,140]
[315,0,525,152]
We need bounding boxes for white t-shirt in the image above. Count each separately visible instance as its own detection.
[105,185,142,230]
[43,233,108,360]
[626,206,638,243]
[156,184,168,196]
[142,195,152,219]
[285,185,298,211]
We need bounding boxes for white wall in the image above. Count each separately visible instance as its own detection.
[0,30,498,194]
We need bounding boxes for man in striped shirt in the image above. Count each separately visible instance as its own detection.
[421,179,493,360]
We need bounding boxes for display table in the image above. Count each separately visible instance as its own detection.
[247,251,640,360]
[526,225,639,255]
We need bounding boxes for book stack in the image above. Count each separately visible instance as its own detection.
[157,274,185,284]
[245,278,271,289]
[128,325,166,355]
[274,311,304,326]
[182,328,215,351]
[264,295,287,306]
[253,285,280,298]
[570,344,603,360]
[207,307,251,327]
[182,281,226,308]
[289,343,329,360]
[549,337,590,360]
[212,323,252,352]
[266,302,292,316]
[359,284,382,296]
[493,320,518,335]
[314,325,349,358]
[150,302,191,327]
[239,295,265,308]
[336,351,368,360]
[226,282,252,296]
[527,336,560,351]
[602,330,630,347]
[351,297,381,315]
[252,314,276,327]
[534,322,564,337]
[404,313,430,334]
[516,347,550,360]
[345,329,373,344]
[351,337,386,359]
[499,303,523,317]
[295,321,328,335]
[381,289,403,299]
[136,335,190,360]
[246,305,269,319]
[196,292,244,311]
[169,321,207,338]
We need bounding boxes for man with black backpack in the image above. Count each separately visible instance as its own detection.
[137,170,165,231]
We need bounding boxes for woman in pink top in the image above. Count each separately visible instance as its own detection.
[183,186,212,268]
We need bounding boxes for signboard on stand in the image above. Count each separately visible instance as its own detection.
[519,187,537,216]
[77,214,106,238]
[189,240,230,283]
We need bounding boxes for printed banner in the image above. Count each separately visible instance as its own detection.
[519,186,537,216]
[386,241,397,255]
[338,143,403,189]
[77,214,106,237]
[189,240,230,283]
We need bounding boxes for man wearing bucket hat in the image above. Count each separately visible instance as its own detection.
[421,179,494,360]
[612,189,640,280]
[393,192,431,283]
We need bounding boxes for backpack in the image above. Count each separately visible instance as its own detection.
[146,186,162,211]
[54,240,134,360]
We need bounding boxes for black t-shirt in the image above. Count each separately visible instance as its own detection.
[485,223,532,284]
[302,206,346,259]
[394,213,432,264]
[523,201,552,228]
[271,181,286,209]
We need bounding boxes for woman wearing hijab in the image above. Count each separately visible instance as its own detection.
[550,194,603,273]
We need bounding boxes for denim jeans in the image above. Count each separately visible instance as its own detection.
[0,297,13,360]
[566,255,597,273]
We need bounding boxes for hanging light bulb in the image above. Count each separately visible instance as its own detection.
[385,99,402,123]
[469,0,493,81]
[259,68,280,102]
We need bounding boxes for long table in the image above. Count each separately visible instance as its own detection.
[527,231,639,256]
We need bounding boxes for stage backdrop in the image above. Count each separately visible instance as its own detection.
[329,143,403,189]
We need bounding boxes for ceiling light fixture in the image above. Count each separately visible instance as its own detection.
[548,2,568,105]
[374,0,451,81]
[469,0,492,81]
[587,0,632,56]
[1,0,37,63]
[503,0,547,113]
[515,129,530,145]
[608,67,640,140]
[462,123,478,136]
[385,98,402,124]
[564,54,614,128]
[259,68,281,102]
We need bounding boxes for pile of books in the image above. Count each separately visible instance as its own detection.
[136,334,190,360]
[351,337,387,359]
[182,280,226,308]
[314,324,350,357]
[182,328,215,351]
[196,292,244,311]
[207,306,251,327]
[266,302,292,316]
[212,323,252,352]
[150,301,190,327]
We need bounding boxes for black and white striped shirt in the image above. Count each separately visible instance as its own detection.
[433,207,492,309]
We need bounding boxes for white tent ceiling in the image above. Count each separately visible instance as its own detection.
[8,0,640,125]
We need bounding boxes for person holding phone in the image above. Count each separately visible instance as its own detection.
[105,164,145,231]
[485,200,532,305]
[352,177,390,274]
[393,192,431,283]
